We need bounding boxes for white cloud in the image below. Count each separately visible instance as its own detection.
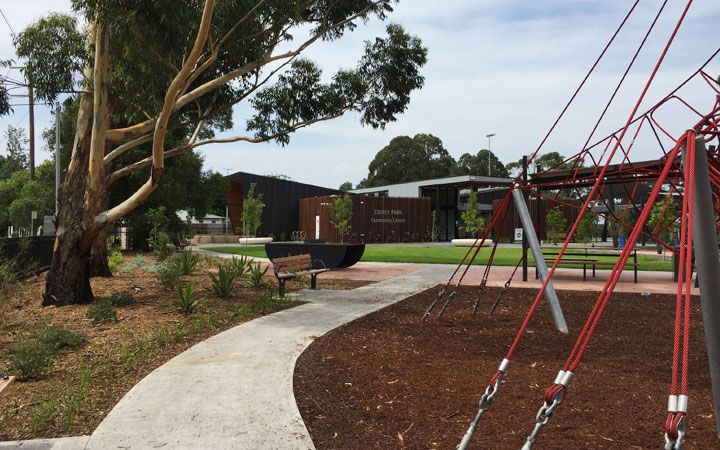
[1,0,719,189]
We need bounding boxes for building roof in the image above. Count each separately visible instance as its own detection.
[351,174,513,197]
[225,170,338,193]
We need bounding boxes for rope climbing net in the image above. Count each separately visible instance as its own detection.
[420,0,720,448]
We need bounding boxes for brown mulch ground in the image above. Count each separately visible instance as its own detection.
[0,253,369,441]
[294,285,717,449]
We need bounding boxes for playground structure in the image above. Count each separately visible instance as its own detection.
[422,1,720,448]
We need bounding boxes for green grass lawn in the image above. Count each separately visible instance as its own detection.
[204,245,673,271]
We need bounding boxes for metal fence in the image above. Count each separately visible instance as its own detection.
[0,236,55,279]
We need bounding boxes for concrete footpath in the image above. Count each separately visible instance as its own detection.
[80,265,447,449]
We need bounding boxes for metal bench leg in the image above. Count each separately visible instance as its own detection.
[311,274,317,290]
[278,279,285,298]
[583,265,586,281]
[593,265,596,278]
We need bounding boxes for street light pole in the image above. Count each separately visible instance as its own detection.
[55,102,61,215]
[486,133,495,176]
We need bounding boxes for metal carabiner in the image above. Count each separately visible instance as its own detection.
[472,279,488,313]
[438,290,458,318]
[422,288,445,320]
[456,376,503,450]
[490,283,510,314]
[522,391,563,450]
[664,414,687,450]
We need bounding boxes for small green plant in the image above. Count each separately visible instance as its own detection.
[246,262,269,290]
[8,337,56,380]
[156,259,183,291]
[177,250,200,275]
[109,292,135,307]
[151,231,175,260]
[122,254,145,273]
[107,250,124,271]
[58,367,91,430]
[242,182,265,237]
[328,193,353,242]
[210,264,236,298]
[174,283,202,314]
[460,191,486,237]
[229,255,252,277]
[31,400,57,433]
[86,300,118,325]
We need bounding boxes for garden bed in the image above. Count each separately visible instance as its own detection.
[295,285,716,449]
[0,253,369,441]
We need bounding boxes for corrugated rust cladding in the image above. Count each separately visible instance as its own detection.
[225,172,341,238]
[300,196,431,243]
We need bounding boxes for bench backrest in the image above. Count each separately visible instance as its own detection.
[272,254,313,274]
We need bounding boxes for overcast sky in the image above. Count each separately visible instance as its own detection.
[1,1,719,189]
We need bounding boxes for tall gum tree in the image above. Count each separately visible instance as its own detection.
[14,0,427,306]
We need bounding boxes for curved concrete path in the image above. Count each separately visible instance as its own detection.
[81,266,449,449]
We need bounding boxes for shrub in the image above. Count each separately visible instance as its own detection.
[8,337,56,380]
[175,283,201,314]
[229,255,252,277]
[107,250,124,271]
[0,258,17,294]
[210,264,236,298]
[122,254,145,273]
[109,292,135,307]
[150,231,175,260]
[246,262,269,290]
[37,324,85,351]
[7,324,85,380]
[86,300,118,325]
[178,250,200,275]
[156,259,183,291]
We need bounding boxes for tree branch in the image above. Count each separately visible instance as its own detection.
[98,0,216,224]
[106,111,344,185]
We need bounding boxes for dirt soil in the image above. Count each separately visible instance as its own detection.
[294,285,716,449]
[0,254,369,441]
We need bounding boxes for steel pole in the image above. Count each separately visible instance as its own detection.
[512,189,568,333]
[55,102,61,215]
[688,136,720,436]
[522,155,529,281]
[28,84,35,180]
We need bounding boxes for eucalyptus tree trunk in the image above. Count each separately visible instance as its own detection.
[44,25,110,305]
[89,179,112,278]
[43,91,96,306]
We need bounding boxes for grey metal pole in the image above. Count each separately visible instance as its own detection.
[522,155,529,281]
[55,102,61,215]
[688,136,720,436]
[512,189,568,333]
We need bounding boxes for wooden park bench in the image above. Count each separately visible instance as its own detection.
[541,247,640,283]
[0,374,15,396]
[271,254,329,297]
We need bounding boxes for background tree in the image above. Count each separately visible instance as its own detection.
[0,126,29,178]
[460,191,485,237]
[506,151,580,176]
[456,149,508,177]
[358,133,454,187]
[545,206,567,244]
[328,194,353,242]
[647,196,678,252]
[242,183,265,237]
[574,210,598,244]
[339,181,353,193]
[15,1,427,305]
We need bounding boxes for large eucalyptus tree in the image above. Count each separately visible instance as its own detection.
[14,0,427,305]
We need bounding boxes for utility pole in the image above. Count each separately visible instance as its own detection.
[55,102,61,215]
[485,133,495,177]
[28,83,35,180]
